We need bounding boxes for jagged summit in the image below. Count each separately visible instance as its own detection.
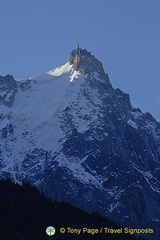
[69,45,105,74]
[69,46,113,93]
[26,46,113,93]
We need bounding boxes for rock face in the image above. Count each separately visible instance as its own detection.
[0,47,160,239]
[69,47,113,93]
[0,74,17,107]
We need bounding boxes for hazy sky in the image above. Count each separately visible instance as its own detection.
[0,0,160,120]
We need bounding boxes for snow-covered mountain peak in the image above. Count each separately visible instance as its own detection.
[1,47,160,239]
[23,47,113,94]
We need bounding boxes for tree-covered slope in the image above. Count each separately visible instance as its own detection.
[0,179,147,240]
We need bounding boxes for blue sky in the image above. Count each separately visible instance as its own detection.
[0,0,160,120]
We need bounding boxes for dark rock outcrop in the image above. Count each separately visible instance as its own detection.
[0,74,17,107]
[69,47,113,93]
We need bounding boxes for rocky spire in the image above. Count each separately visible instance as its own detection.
[76,43,79,50]
[68,47,113,93]
[69,47,106,76]
[0,74,17,107]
